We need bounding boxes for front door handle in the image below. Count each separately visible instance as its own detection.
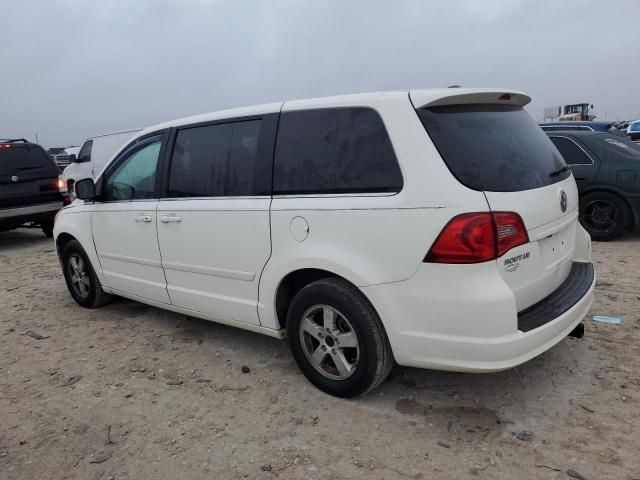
[160,215,182,223]
[134,215,152,223]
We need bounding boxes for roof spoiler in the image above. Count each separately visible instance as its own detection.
[410,88,531,109]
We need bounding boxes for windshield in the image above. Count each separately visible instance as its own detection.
[417,104,570,192]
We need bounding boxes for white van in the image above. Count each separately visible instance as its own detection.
[62,129,141,193]
[54,89,595,397]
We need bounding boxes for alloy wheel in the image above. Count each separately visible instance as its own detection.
[299,304,360,380]
[68,253,90,298]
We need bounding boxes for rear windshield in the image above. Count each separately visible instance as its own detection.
[581,134,640,160]
[417,104,570,192]
[0,145,56,176]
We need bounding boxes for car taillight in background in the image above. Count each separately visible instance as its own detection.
[0,143,13,149]
[425,212,528,264]
[57,176,67,192]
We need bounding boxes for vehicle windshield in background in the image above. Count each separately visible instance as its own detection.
[0,145,57,176]
[417,104,570,192]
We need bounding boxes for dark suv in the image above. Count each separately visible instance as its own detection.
[546,131,640,240]
[1,139,64,237]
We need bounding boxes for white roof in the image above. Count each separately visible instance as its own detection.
[138,88,530,137]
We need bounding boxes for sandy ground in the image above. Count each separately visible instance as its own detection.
[0,228,639,480]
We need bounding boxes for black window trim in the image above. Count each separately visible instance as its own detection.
[271,106,404,197]
[548,135,595,166]
[96,129,169,203]
[159,113,279,199]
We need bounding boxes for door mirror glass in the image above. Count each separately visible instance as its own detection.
[75,178,96,200]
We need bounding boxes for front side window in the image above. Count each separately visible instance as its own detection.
[77,140,93,163]
[104,137,161,201]
[273,107,403,194]
[168,120,263,197]
[549,137,592,165]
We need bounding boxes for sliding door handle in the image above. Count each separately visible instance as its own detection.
[160,215,182,223]
[134,215,152,223]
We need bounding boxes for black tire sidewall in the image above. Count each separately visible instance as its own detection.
[286,280,386,397]
[580,192,630,241]
[61,240,101,308]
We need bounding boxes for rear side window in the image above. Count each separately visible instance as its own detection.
[168,120,265,197]
[0,145,56,176]
[273,107,403,194]
[417,104,570,192]
[549,137,593,165]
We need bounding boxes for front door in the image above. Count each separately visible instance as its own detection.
[91,134,170,304]
[157,115,276,325]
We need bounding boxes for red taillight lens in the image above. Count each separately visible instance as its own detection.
[57,178,65,190]
[425,212,528,264]
[0,143,12,149]
[493,212,528,257]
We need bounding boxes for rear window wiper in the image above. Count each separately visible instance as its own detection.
[549,165,570,177]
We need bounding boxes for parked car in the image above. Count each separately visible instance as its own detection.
[540,121,627,136]
[627,120,640,142]
[1,138,64,237]
[546,131,640,240]
[62,129,141,195]
[54,89,594,397]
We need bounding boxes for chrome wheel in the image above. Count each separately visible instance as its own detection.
[68,253,90,298]
[299,304,360,380]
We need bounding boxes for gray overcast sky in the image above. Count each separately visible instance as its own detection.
[1,0,639,148]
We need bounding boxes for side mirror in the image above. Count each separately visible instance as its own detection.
[75,178,96,200]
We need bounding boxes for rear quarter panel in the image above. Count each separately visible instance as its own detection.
[258,93,489,329]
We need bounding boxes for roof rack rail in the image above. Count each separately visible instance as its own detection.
[0,138,29,143]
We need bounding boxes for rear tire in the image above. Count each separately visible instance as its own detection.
[62,239,111,308]
[579,192,631,241]
[286,277,393,397]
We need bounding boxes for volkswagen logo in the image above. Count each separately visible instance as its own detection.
[560,190,567,213]
[11,175,19,183]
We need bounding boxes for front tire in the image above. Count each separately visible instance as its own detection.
[61,240,111,308]
[579,192,631,241]
[286,278,393,397]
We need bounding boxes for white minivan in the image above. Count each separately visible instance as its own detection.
[62,129,141,194]
[54,89,595,397]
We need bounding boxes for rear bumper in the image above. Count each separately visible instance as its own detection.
[362,261,595,372]
[0,201,62,221]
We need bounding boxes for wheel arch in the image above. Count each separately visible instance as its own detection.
[272,267,383,331]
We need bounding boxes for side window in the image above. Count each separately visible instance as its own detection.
[168,120,263,197]
[77,140,93,163]
[273,107,403,194]
[104,137,162,201]
[549,137,592,165]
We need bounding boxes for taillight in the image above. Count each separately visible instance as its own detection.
[0,143,12,149]
[57,176,67,193]
[493,212,528,257]
[425,212,528,264]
